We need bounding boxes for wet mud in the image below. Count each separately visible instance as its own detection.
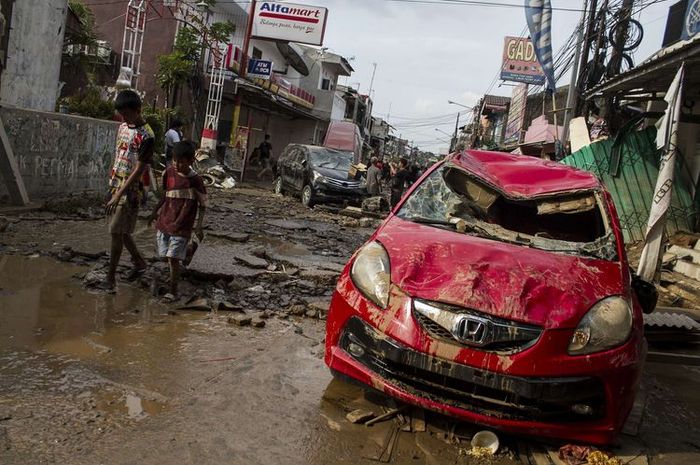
[0,186,699,464]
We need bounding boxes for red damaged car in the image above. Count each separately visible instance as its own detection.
[325,150,653,445]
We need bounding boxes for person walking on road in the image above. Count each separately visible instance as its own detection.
[102,90,154,293]
[257,134,274,180]
[390,158,411,209]
[366,156,382,196]
[149,141,207,302]
[164,119,183,167]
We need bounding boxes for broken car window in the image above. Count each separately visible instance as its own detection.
[397,165,617,260]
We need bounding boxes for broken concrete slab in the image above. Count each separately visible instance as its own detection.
[233,252,268,269]
[346,409,375,424]
[669,245,700,265]
[228,315,252,327]
[339,207,363,219]
[674,260,700,281]
[265,219,308,230]
[307,299,330,316]
[216,301,244,313]
[251,318,266,328]
[207,231,251,243]
[187,244,267,279]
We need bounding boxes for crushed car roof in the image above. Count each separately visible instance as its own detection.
[451,149,601,197]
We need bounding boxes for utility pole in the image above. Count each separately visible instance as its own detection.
[451,112,460,153]
[367,62,377,98]
[561,0,588,146]
[573,0,598,117]
[583,0,609,117]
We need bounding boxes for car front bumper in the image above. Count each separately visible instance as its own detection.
[325,275,646,445]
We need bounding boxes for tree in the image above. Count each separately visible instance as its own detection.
[65,0,98,48]
[156,8,235,107]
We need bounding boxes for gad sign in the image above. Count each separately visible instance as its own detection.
[500,36,545,86]
[252,2,328,46]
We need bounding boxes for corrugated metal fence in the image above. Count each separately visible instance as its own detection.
[561,127,698,243]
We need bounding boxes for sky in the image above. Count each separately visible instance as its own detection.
[297,0,677,153]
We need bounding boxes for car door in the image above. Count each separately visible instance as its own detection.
[280,146,299,190]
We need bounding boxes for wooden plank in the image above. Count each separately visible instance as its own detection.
[0,116,29,205]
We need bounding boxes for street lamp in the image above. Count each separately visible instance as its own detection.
[447,100,472,110]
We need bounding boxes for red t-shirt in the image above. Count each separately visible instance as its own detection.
[156,167,207,238]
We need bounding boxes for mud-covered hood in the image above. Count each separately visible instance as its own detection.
[376,217,625,329]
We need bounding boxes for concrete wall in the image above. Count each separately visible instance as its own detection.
[0,107,119,199]
[0,0,68,111]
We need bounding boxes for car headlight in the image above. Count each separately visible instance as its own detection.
[312,171,325,182]
[351,241,391,308]
[568,297,633,355]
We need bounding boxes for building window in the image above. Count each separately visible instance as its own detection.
[321,78,332,90]
[252,47,262,60]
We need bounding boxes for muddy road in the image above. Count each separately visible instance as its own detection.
[1,185,699,464]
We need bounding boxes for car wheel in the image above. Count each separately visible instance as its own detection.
[301,185,315,208]
[274,177,284,196]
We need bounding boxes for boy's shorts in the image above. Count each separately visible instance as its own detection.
[108,197,138,235]
[157,231,188,261]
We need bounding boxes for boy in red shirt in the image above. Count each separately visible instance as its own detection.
[149,141,207,301]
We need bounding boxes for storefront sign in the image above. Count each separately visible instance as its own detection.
[500,36,546,86]
[682,0,700,40]
[252,2,328,46]
[247,59,273,79]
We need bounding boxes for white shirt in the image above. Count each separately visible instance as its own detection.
[165,129,181,148]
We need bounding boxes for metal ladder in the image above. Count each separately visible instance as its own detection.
[120,0,148,89]
[204,44,228,133]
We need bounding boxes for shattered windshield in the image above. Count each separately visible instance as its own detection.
[309,149,353,171]
[396,164,617,260]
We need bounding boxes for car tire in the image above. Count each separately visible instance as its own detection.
[301,184,315,208]
[274,177,284,196]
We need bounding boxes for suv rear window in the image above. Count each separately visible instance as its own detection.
[397,164,617,260]
[309,148,353,171]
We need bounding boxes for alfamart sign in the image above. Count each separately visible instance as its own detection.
[252,2,328,46]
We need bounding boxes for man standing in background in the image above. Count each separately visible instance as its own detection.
[257,134,274,180]
[366,156,382,196]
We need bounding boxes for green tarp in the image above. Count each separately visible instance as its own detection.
[561,127,698,243]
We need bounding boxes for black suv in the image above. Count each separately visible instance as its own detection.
[274,144,367,208]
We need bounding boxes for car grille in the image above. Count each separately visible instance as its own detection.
[340,317,606,423]
[324,177,363,189]
[413,300,542,353]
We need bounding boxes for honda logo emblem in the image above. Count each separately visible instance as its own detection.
[452,315,491,345]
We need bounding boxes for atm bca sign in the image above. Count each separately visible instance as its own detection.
[252,2,328,46]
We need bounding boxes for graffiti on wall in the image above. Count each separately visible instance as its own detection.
[0,108,119,197]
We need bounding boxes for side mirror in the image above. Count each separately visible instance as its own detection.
[632,275,658,314]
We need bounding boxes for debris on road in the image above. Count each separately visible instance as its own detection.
[177,297,211,311]
[346,409,375,424]
[228,315,252,327]
[364,406,408,427]
[470,430,499,455]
